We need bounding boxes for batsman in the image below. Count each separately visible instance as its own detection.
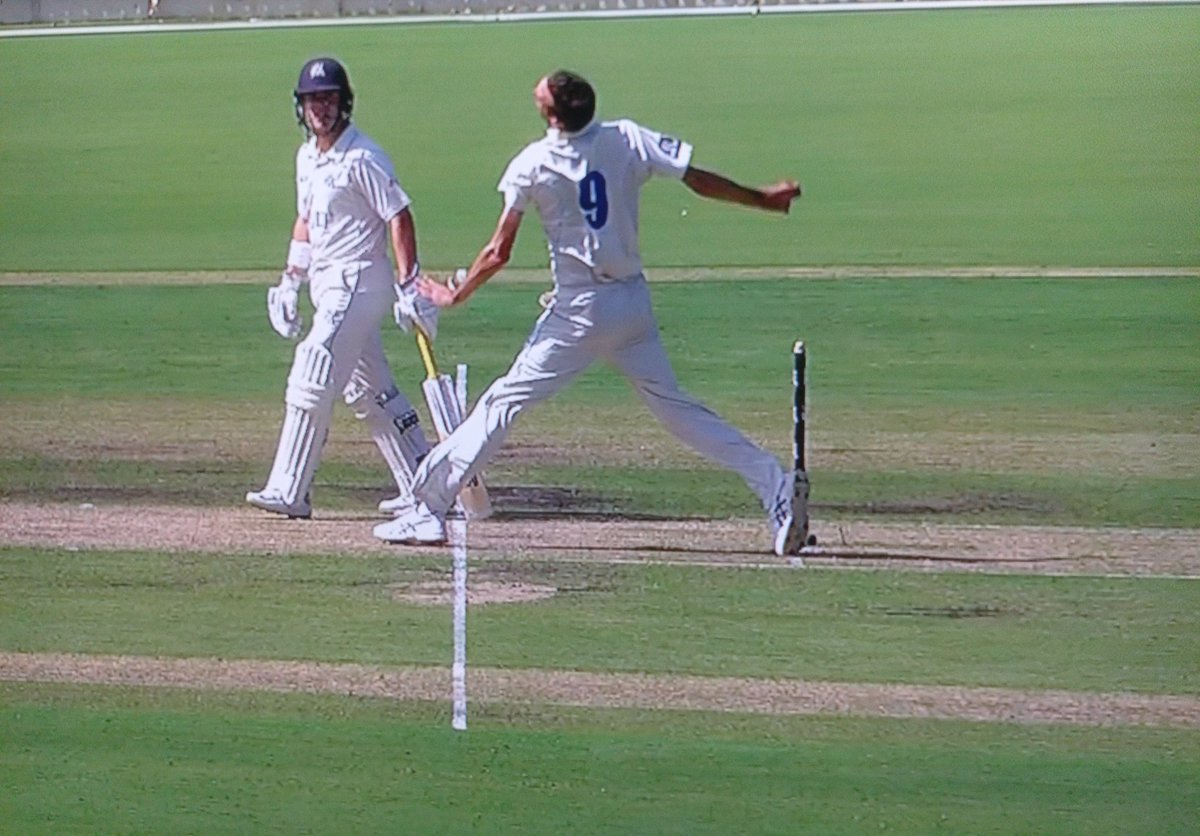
[246,56,443,534]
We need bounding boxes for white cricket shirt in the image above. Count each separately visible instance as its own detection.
[498,119,693,285]
[296,124,411,271]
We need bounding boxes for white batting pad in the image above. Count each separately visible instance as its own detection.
[263,341,335,505]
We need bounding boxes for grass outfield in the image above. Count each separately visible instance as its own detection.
[1,5,1198,271]
[1,685,1196,834]
[2,547,1198,831]
[1,276,1196,526]
[1,686,1193,834]
[2,7,1198,832]
[3,548,1197,692]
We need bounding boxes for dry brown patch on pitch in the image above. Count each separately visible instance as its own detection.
[392,579,558,606]
[2,652,1197,728]
[2,501,1198,577]
[5,396,1192,484]
[5,500,1198,728]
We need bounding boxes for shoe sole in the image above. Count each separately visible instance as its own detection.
[375,532,446,546]
[379,537,447,546]
[246,497,311,520]
[372,522,446,546]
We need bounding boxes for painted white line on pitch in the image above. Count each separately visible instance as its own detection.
[2,0,1196,39]
[2,266,1196,286]
[449,515,469,732]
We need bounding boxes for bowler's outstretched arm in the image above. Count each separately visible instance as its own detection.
[418,208,525,307]
[682,167,801,214]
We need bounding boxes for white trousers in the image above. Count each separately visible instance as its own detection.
[307,267,398,416]
[413,276,785,514]
[262,264,418,502]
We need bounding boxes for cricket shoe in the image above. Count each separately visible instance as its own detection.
[246,488,312,519]
[769,470,810,557]
[373,502,446,545]
[377,493,417,518]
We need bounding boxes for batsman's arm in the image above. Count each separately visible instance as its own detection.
[291,216,309,243]
[682,167,801,214]
[387,208,419,282]
[418,208,524,308]
[283,217,312,281]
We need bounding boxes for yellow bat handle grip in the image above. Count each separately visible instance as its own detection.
[415,330,439,380]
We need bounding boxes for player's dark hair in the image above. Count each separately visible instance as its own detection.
[546,70,596,133]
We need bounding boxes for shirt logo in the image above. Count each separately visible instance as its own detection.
[310,62,327,79]
[659,136,681,158]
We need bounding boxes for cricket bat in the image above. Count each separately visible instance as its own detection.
[415,330,493,520]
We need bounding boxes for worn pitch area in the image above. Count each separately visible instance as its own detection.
[3,501,1198,727]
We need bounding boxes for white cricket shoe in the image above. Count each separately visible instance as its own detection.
[246,488,312,520]
[377,494,416,518]
[769,470,809,557]
[373,502,446,545]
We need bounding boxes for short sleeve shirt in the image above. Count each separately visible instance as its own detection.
[497,119,693,283]
[296,125,411,269]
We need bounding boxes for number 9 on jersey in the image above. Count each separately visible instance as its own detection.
[578,171,608,230]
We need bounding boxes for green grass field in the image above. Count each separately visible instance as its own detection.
[4,686,1196,834]
[2,276,1196,526]
[2,6,1199,833]
[4,548,1197,691]
[1,6,1198,271]
[3,548,1199,832]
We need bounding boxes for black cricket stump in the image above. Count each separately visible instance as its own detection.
[792,341,817,549]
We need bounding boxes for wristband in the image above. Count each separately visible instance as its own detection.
[286,239,312,274]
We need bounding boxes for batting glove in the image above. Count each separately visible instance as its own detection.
[394,278,439,341]
[267,273,303,339]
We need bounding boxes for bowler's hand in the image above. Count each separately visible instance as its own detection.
[416,275,458,308]
[762,180,802,214]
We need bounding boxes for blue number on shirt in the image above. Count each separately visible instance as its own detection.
[578,171,608,230]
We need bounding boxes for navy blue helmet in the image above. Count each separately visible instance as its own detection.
[294,57,354,129]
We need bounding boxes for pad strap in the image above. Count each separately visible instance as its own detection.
[346,382,430,490]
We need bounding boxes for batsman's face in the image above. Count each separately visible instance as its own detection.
[302,90,341,136]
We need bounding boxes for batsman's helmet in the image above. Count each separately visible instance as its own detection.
[294,57,354,129]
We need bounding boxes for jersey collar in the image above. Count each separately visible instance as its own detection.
[315,123,359,161]
[546,119,597,142]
